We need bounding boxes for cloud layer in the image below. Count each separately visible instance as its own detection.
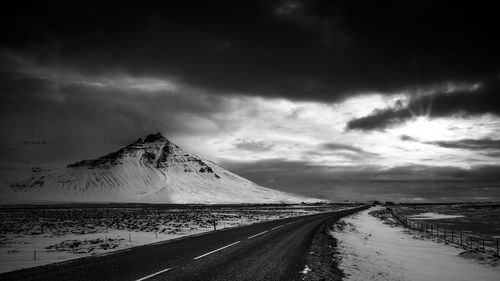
[1,1,499,101]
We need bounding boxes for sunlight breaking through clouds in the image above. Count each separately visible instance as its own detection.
[2,54,499,174]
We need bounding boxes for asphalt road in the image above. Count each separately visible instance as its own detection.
[1,206,367,281]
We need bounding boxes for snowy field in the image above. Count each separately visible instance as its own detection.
[394,203,500,241]
[0,204,348,273]
[331,207,500,281]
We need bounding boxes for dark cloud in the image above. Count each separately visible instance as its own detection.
[0,69,228,166]
[320,143,366,154]
[317,143,378,160]
[346,107,412,131]
[400,135,419,142]
[400,135,500,151]
[221,159,500,202]
[347,79,500,131]
[428,139,500,150]
[1,1,499,101]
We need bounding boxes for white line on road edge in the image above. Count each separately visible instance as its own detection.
[135,267,173,281]
[247,230,269,239]
[194,241,241,260]
[271,225,285,230]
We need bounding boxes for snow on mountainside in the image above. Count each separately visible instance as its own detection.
[0,133,323,204]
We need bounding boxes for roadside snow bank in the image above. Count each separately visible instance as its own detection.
[331,207,500,281]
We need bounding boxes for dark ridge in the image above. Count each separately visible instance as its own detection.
[67,139,146,169]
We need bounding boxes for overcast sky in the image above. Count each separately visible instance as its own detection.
[1,1,499,202]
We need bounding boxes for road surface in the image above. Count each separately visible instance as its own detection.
[1,206,366,281]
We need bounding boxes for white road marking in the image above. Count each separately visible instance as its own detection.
[135,267,173,281]
[247,230,269,239]
[272,225,285,230]
[193,241,241,260]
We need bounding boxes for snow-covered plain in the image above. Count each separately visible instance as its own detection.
[0,229,183,274]
[331,207,500,281]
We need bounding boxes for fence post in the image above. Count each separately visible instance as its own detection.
[460,232,463,246]
[34,250,36,260]
[482,239,485,252]
[444,228,446,240]
[451,231,454,243]
[497,240,499,256]
[129,233,131,243]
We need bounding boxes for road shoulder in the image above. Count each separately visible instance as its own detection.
[302,217,345,281]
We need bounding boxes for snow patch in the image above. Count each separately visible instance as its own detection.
[407,212,464,220]
[301,265,312,274]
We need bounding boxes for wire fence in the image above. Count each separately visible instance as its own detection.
[388,208,499,257]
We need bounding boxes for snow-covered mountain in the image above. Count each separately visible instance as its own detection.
[1,133,323,204]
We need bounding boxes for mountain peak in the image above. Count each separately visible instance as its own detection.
[67,132,179,169]
[144,132,167,143]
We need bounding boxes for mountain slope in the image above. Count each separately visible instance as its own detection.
[1,133,323,204]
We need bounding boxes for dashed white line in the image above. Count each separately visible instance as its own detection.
[193,241,241,260]
[247,230,269,239]
[271,225,285,230]
[135,267,173,281]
